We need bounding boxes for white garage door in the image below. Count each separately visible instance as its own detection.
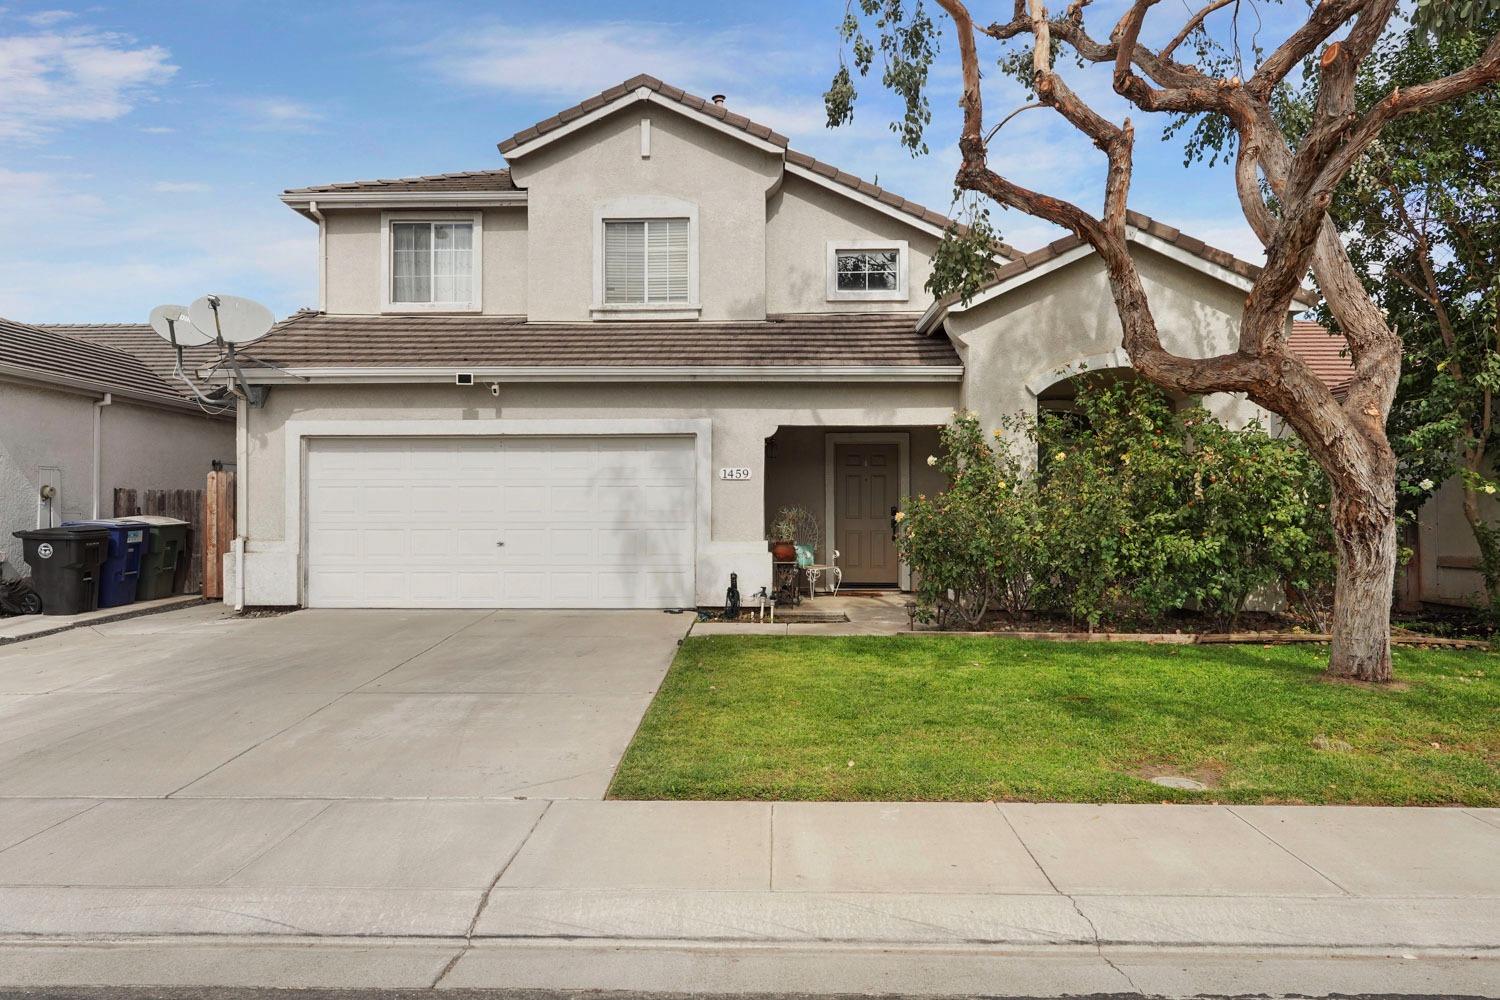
[304,436,696,608]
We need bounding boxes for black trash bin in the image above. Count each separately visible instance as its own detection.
[126,516,190,599]
[12,526,110,615]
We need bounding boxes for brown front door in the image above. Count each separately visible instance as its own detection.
[835,442,900,586]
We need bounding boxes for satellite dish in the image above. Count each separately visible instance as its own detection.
[188,294,275,346]
[149,304,215,347]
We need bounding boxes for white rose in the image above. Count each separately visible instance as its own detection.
[1419,478,1435,491]
[926,455,938,466]
[1487,484,1497,495]
[893,510,906,522]
[1055,451,1067,462]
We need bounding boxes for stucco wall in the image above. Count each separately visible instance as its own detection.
[947,246,1274,439]
[0,379,234,572]
[239,380,959,605]
[509,108,782,322]
[322,207,528,316]
[765,175,940,315]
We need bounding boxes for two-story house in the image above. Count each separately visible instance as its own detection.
[226,75,1307,610]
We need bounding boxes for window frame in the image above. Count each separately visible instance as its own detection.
[592,196,700,319]
[379,211,484,313]
[825,239,909,302]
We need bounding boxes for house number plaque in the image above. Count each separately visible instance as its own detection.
[718,467,752,481]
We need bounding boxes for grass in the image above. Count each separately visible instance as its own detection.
[608,635,1500,805]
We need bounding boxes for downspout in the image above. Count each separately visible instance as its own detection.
[307,199,327,313]
[234,395,248,612]
[91,393,112,518]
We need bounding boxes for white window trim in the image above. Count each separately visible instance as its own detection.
[592,196,700,320]
[826,239,909,302]
[380,210,484,314]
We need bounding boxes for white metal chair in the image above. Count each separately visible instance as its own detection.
[805,549,843,597]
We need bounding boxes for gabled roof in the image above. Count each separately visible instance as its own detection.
[0,317,218,412]
[919,210,1318,331]
[1289,319,1354,394]
[232,311,962,381]
[497,74,787,154]
[494,74,976,243]
[283,169,517,196]
[36,323,222,392]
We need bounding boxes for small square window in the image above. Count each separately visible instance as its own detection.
[828,243,907,301]
[386,217,478,310]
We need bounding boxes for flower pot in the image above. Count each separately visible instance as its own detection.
[769,540,797,562]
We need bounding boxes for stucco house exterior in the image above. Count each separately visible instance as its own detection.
[224,74,1317,611]
[0,317,234,574]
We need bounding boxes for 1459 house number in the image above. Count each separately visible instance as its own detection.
[718,467,752,481]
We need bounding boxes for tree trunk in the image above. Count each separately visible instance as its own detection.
[1327,485,1397,682]
[1460,483,1500,616]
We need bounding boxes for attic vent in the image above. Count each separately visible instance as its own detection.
[711,94,726,105]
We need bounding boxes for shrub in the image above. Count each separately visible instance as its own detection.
[901,380,1335,630]
[896,412,1042,627]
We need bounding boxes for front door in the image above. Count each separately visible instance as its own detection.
[835,442,900,587]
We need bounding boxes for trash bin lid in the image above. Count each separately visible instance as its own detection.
[65,518,149,527]
[127,515,189,526]
[14,525,110,541]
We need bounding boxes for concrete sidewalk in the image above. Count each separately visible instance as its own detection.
[1,800,1496,994]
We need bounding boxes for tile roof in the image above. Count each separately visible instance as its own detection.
[245,312,961,371]
[493,74,977,244]
[969,211,1319,308]
[0,317,210,409]
[283,169,517,196]
[1288,319,1354,393]
[36,323,222,393]
[497,74,788,154]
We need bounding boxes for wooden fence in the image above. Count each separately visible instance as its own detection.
[113,469,236,599]
[112,487,204,594]
[203,470,236,600]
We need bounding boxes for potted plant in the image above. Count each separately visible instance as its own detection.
[768,506,817,563]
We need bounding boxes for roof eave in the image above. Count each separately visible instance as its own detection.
[280,191,528,218]
[213,364,965,385]
[0,363,226,416]
[498,85,787,161]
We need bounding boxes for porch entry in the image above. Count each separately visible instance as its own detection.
[834,442,901,587]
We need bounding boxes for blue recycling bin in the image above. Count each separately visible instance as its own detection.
[62,519,150,608]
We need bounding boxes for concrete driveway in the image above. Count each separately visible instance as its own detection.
[0,604,688,800]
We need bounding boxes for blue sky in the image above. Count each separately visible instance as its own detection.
[0,0,1282,323]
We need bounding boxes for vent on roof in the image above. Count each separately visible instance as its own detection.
[711,94,726,105]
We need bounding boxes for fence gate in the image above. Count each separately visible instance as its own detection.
[113,487,206,595]
[203,470,236,600]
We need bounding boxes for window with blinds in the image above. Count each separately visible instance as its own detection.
[604,218,690,304]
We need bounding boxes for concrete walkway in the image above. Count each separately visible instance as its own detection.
[0,605,1495,995]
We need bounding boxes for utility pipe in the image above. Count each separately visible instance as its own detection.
[91,392,112,518]
[307,199,327,313]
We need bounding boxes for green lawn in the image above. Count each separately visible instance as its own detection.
[608,636,1500,805]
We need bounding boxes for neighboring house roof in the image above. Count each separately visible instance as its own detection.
[0,317,216,411]
[283,169,518,196]
[36,323,221,393]
[919,211,1318,332]
[1288,319,1355,394]
[236,312,962,380]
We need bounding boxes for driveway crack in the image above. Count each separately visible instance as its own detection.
[432,798,552,988]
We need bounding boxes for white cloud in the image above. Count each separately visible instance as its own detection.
[22,10,75,27]
[0,23,175,141]
[138,124,174,134]
[236,96,322,131]
[152,180,210,193]
[0,165,106,215]
[426,22,753,98]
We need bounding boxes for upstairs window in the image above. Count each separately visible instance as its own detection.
[826,240,909,302]
[382,214,482,312]
[604,218,690,304]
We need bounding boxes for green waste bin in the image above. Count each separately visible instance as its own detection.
[124,516,190,600]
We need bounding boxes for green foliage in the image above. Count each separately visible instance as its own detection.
[898,379,1334,630]
[895,411,1042,627]
[926,203,1003,304]
[824,0,941,155]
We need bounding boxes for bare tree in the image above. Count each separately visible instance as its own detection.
[832,0,1500,681]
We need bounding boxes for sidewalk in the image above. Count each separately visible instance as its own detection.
[0,594,206,643]
[2,800,1496,994]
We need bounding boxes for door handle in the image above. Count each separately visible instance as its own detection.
[891,505,900,540]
